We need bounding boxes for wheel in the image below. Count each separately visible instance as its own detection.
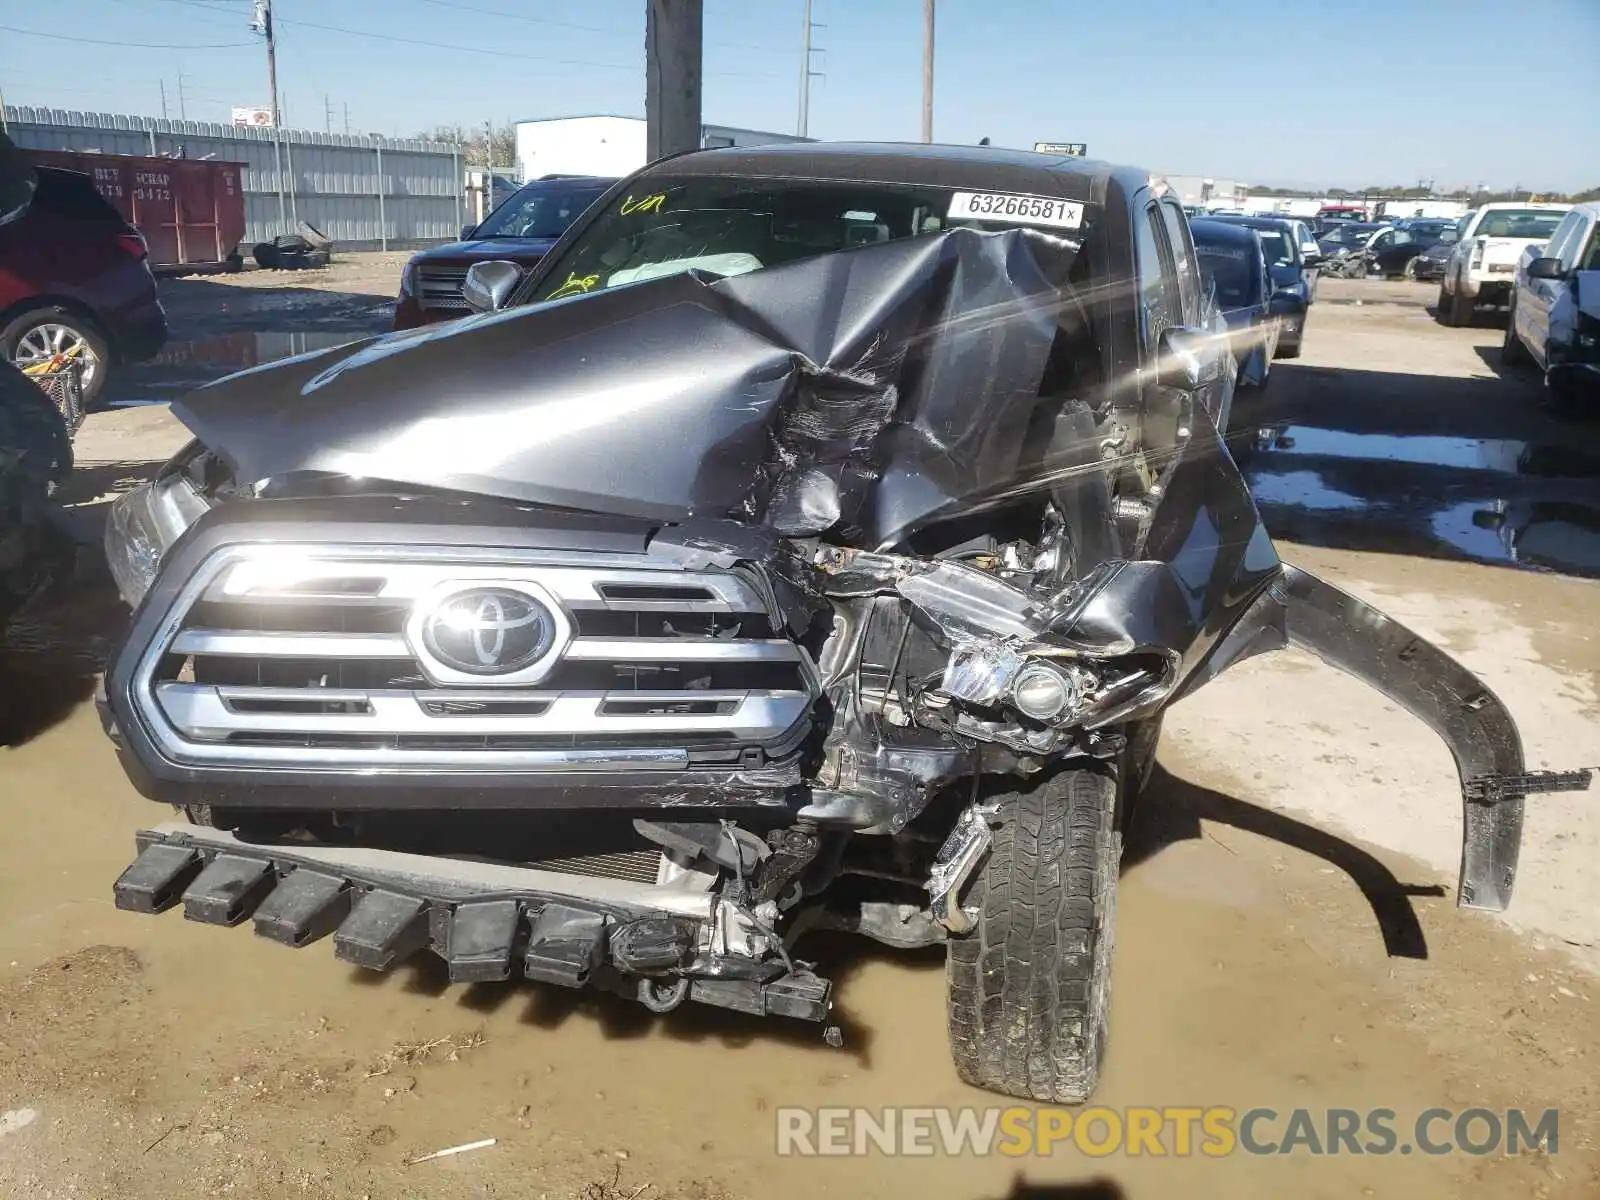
[1502,296,1529,366]
[1403,257,1420,280]
[1446,279,1475,327]
[1435,283,1450,321]
[1277,338,1303,360]
[946,762,1122,1103]
[1,307,111,406]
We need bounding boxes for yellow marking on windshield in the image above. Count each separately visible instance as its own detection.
[620,192,667,215]
[548,272,601,299]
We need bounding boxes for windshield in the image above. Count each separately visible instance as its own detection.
[1252,228,1296,266]
[473,180,611,239]
[1476,209,1567,239]
[1194,241,1260,308]
[528,174,1093,302]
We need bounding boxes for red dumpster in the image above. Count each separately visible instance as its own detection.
[23,150,246,272]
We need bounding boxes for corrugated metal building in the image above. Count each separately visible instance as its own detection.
[4,106,463,249]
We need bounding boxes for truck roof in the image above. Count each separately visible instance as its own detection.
[1473,200,1571,212]
[645,141,1144,208]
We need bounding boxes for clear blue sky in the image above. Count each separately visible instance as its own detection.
[2,0,1596,191]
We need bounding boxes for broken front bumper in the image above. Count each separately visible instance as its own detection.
[114,821,832,1024]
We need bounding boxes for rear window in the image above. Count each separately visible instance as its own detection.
[31,167,125,224]
[1477,209,1566,239]
[1194,241,1260,308]
[529,174,1095,302]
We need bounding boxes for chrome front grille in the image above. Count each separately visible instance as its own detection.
[132,545,814,771]
[417,265,470,311]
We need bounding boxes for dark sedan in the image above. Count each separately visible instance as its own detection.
[1203,214,1317,356]
[393,175,615,330]
[1191,219,1279,388]
[1410,235,1455,282]
[1364,219,1456,279]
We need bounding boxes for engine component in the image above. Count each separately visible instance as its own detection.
[927,804,995,934]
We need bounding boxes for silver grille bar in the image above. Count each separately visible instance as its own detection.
[155,683,809,739]
[171,630,411,658]
[564,639,800,662]
[206,562,765,611]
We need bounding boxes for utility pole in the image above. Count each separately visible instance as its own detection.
[645,0,703,161]
[177,70,188,121]
[797,0,823,137]
[324,93,333,134]
[921,0,934,143]
[251,0,288,232]
[484,118,493,168]
[159,78,168,120]
[343,102,350,136]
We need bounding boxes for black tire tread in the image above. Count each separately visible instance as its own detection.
[1502,297,1528,366]
[946,765,1120,1103]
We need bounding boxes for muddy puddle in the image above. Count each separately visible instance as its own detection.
[1243,425,1600,578]
[107,330,372,406]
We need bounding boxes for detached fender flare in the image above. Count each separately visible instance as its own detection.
[1183,565,1524,911]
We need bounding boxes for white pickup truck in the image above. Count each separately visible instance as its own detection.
[1437,202,1570,326]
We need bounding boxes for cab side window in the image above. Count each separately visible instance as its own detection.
[1544,212,1583,271]
[1157,200,1201,324]
[1135,202,1183,346]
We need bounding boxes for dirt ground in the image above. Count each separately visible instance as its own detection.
[1,265,1596,1198]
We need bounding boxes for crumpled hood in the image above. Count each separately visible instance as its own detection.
[176,227,1088,548]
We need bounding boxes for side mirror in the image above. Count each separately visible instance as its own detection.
[460,223,478,241]
[462,260,523,314]
[1528,257,1565,281]
[1156,326,1208,390]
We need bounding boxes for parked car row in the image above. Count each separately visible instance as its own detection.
[1188,213,1321,407]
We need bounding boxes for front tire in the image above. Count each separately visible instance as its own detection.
[1502,296,1529,366]
[946,763,1122,1103]
[1446,280,1475,327]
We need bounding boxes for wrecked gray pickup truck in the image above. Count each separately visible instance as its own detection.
[99,144,1581,1104]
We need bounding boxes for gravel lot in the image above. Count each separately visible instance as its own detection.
[1,263,1595,1199]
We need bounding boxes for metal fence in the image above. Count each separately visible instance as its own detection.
[4,106,463,250]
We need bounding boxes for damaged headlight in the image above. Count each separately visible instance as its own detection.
[1011,662,1083,721]
[105,470,211,607]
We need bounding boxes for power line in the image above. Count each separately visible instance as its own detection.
[0,22,254,49]
[274,15,643,71]
[410,0,786,52]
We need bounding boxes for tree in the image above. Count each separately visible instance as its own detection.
[413,122,517,168]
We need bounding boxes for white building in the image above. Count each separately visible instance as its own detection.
[513,115,810,182]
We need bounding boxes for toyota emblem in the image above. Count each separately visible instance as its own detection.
[419,587,557,676]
